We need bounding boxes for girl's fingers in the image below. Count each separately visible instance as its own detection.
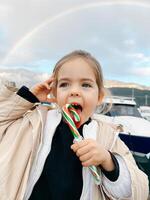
[71,140,89,152]
[79,152,93,162]
[76,145,90,157]
[82,158,94,167]
[45,75,55,84]
[44,82,51,90]
[45,77,56,90]
[44,80,55,90]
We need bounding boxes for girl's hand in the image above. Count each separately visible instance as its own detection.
[71,139,115,171]
[30,75,56,103]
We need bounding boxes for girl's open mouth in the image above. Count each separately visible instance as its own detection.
[71,103,82,112]
[70,103,83,128]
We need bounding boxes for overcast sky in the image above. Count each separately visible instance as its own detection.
[0,0,150,86]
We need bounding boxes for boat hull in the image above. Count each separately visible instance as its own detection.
[119,133,150,190]
[119,133,150,154]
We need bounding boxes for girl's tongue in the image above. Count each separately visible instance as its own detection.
[70,105,82,128]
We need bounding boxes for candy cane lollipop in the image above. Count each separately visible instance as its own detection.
[62,104,101,185]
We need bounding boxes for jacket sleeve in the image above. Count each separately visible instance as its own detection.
[0,82,35,123]
[111,137,149,200]
[0,82,36,141]
[0,82,43,199]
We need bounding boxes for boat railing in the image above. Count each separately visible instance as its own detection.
[104,95,136,105]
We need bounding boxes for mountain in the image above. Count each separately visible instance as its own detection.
[0,68,149,106]
[0,68,49,88]
[0,68,149,89]
[104,80,150,91]
[104,80,150,106]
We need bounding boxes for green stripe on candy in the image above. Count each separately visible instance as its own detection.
[62,110,80,138]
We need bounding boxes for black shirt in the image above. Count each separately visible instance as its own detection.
[29,119,90,200]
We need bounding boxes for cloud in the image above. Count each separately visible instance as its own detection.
[0,4,12,19]
[123,39,136,46]
[128,53,150,63]
[131,67,150,77]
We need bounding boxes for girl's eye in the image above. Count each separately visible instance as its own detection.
[59,82,69,87]
[82,83,92,88]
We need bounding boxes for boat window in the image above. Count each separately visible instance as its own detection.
[105,104,142,117]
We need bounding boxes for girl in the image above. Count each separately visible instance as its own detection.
[0,50,149,200]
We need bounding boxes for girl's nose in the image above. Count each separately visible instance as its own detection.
[70,92,79,96]
[69,86,80,97]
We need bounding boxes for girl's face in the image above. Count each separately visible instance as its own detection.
[55,57,102,125]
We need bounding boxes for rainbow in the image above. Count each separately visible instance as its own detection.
[2,0,150,65]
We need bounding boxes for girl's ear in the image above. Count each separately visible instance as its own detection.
[97,88,105,106]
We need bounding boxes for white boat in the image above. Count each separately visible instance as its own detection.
[139,106,150,122]
[95,96,150,156]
